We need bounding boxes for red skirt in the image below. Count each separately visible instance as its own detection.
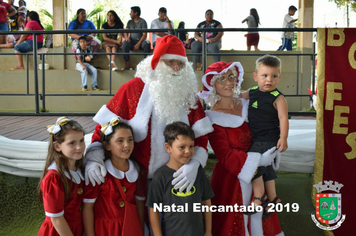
[247,33,260,46]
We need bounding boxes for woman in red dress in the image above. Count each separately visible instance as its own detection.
[38,117,86,236]
[198,61,284,236]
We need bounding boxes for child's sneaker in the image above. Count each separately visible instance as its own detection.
[92,85,100,91]
[81,85,88,91]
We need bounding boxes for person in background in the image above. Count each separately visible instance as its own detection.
[177,21,188,44]
[101,10,124,71]
[150,7,174,48]
[5,0,18,31]
[0,11,44,71]
[122,6,150,70]
[37,117,86,236]
[277,5,298,51]
[0,0,16,43]
[191,9,223,70]
[242,8,260,51]
[75,36,99,91]
[17,0,26,29]
[68,8,99,57]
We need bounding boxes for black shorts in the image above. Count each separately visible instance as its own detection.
[250,141,277,182]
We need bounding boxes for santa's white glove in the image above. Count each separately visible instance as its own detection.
[259,146,277,167]
[272,149,281,170]
[84,144,107,186]
[172,159,200,192]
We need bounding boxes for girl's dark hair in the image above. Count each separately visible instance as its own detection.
[38,119,86,204]
[28,11,44,29]
[74,8,86,30]
[107,10,124,29]
[250,8,260,26]
[100,120,141,170]
[178,21,185,29]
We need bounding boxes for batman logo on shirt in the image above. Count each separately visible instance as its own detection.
[171,186,196,197]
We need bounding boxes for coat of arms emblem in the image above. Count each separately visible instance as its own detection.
[311,181,346,230]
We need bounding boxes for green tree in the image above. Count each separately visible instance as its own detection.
[328,0,356,27]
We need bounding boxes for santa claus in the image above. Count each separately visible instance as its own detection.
[84,35,213,193]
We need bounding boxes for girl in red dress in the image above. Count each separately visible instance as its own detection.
[37,117,86,236]
[83,117,145,236]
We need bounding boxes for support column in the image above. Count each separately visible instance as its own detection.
[297,0,314,52]
[53,0,67,47]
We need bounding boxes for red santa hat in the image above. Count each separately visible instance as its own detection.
[151,35,188,70]
[198,61,244,99]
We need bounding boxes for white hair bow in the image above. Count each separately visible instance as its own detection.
[101,117,120,136]
[46,116,70,135]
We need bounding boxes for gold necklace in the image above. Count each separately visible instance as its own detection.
[214,99,237,110]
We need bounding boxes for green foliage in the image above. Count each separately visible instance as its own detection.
[40,9,52,20]
[328,0,356,12]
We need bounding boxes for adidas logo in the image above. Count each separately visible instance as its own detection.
[252,101,258,108]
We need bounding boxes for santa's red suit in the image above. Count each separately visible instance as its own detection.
[90,77,212,179]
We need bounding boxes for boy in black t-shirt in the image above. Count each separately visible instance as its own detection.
[146,121,214,236]
[241,54,289,219]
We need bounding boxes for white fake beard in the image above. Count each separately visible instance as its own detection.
[146,60,198,124]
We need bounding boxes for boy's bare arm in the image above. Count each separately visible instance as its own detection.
[149,207,163,236]
[275,95,289,152]
[77,54,87,70]
[239,89,250,100]
[202,199,212,236]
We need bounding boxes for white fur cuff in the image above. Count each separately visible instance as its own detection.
[192,117,213,138]
[93,105,121,126]
[193,146,208,168]
[238,152,261,184]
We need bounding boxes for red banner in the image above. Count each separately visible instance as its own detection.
[313,28,356,235]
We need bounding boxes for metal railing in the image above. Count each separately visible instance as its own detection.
[0,27,317,116]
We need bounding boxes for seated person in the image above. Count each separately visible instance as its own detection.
[191,9,223,70]
[75,36,99,91]
[68,8,100,57]
[101,10,124,71]
[177,21,188,44]
[122,6,150,70]
[0,11,44,71]
[150,7,174,48]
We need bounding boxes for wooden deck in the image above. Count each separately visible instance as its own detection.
[0,116,96,141]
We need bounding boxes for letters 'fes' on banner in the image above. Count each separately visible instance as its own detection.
[313,28,356,235]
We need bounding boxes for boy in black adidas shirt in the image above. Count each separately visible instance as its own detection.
[241,54,288,219]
